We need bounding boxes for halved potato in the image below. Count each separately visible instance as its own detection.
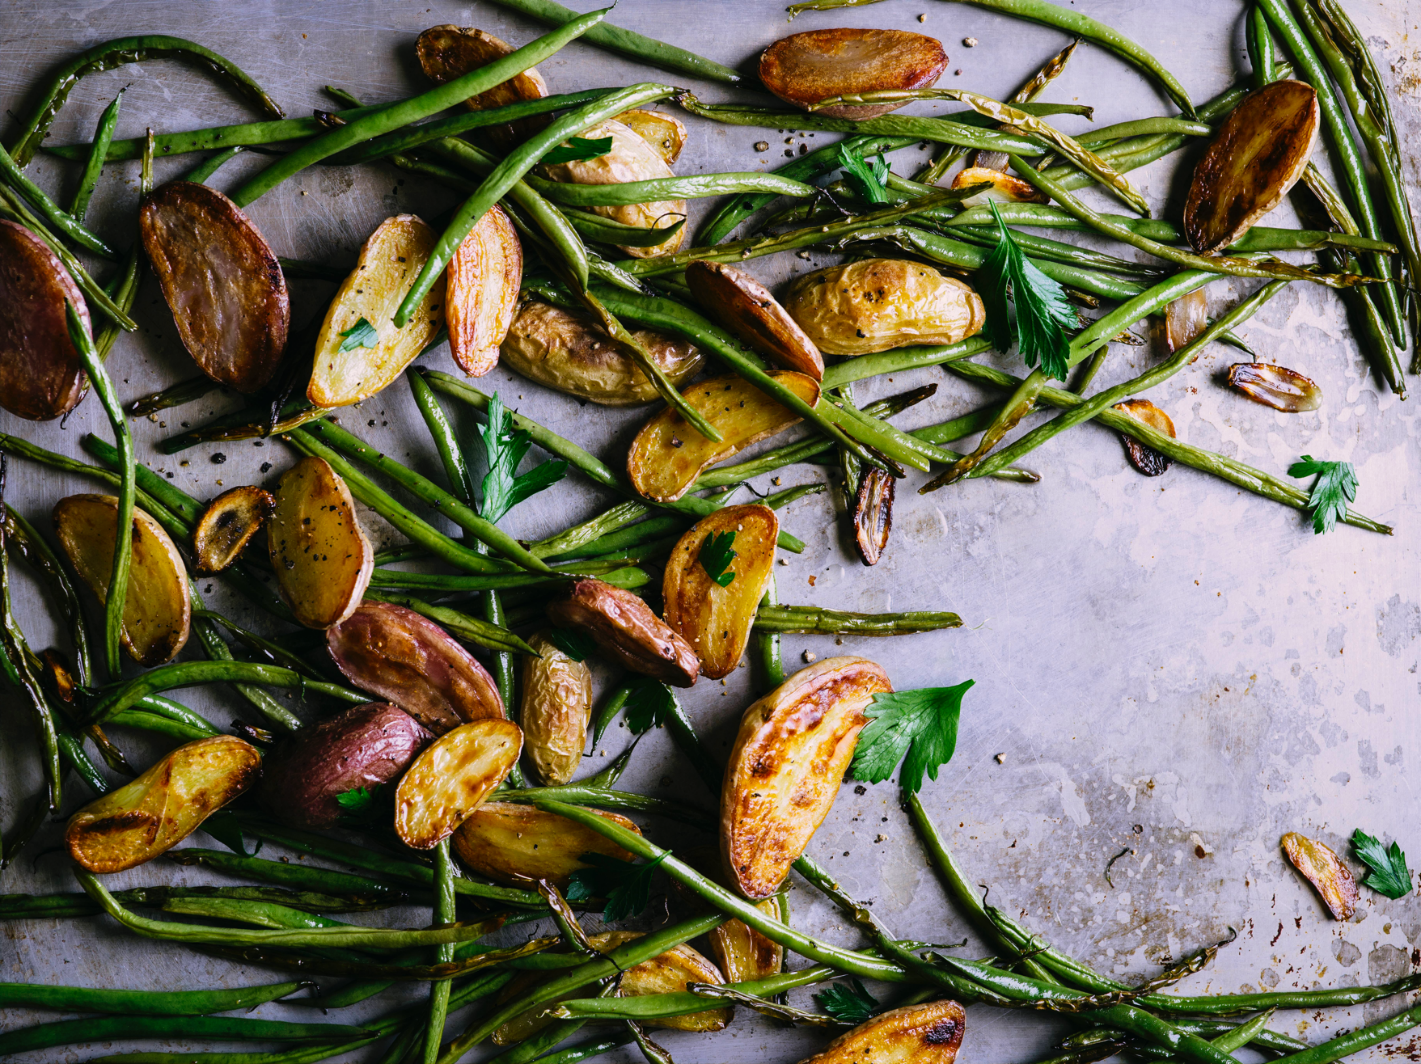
[852,468,894,566]
[759,29,948,120]
[416,25,550,148]
[1111,399,1176,477]
[451,803,641,887]
[1227,362,1322,412]
[501,300,704,405]
[686,261,823,380]
[139,181,289,394]
[786,260,985,356]
[950,166,1049,207]
[1282,832,1358,920]
[394,718,522,849]
[328,602,504,733]
[521,631,593,785]
[53,495,191,667]
[308,215,445,407]
[546,579,700,688]
[615,109,687,165]
[268,456,373,629]
[192,485,275,574]
[663,505,778,681]
[66,736,261,874]
[722,656,893,899]
[1184,80,1319,254]
[710,901,784,983]
[799,1002,965,1064]
[627,372,821,502]
[0,219,90,421]
[447,204,522,377]
[1165,288,1208,352]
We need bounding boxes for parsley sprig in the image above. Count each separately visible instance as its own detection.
[547,627,597,662]
[478,391,567,524]
[543,135,614,165]
[814,978,879,1024]
[623,675,678,734]
[978,202,1076,380]
[838,142,891,204]
[337,317,379,352]
[699,530,738,588]
[850,681,973,794]
[565,852,669,921]
[1351,829,1411,899]
[1288,455,1357,535]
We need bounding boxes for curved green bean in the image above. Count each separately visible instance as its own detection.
[0,1016,367,1057]
[528,171,815,206]
[407,365,478,506]
[4,506,93,684]
[365,591,537,656]
[89,660,364,725]
[369,564,646,592]
[562,205,687,248]
[184,145,245,184]
[0,980,309,1016]
[0,533,64,811]
[69,92,122,221]
[1,141,114,257]
[753,604,963,634]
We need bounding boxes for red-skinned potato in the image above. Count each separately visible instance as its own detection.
[546,579,700,688]
[686,261,823,380]
[394,718,522,849]
[798,1002,965,1064]
[447,204,522,377]
[0,219,90,421]
[452,803,641,887]
[416,25,550,148]
[760,29,947,120]
[258,703,431,830]
[268,457,374,629]
[327,603,504,734]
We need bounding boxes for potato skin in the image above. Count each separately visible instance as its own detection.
[447,204,522,377]
[798,1001,965,1064]
[615,108,687,165]
[452,802,641,887]
[760,29,947,120]
[786,259,985,356]
[268,456,374,629]
[547,579,700,688]
[258,703,431,830]
[709,901,784,983]
[520,631,593,785]
[686,261,823,380]
[0,219,90,421]
[192,485,274,574]
[1282,832,1358,920]
[416,25,550,148]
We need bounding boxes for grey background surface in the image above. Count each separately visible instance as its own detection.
[1,1,1419,1061]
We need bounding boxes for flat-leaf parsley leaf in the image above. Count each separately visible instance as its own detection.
[1351,829,1411,899]
[978,201,1076,380]
[1288,455,1357,535]
[547,627,597,663]
[543,135,615,165]
[565,851,669,921]
[623,675,677,734]
[838,142,891,204]
[699,530,737,587]
[479,391,567,524]
[814,978,878,1024]
[335,785,379,819]
[338,317,379,352]
[850,680,973,794]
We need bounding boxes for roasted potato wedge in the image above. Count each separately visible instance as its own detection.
[66,736,261,873]
[1112,398,1176,477]
[451,802,641,887]
[328,603,504,734]
[520,631,593,785]
[308,215,445,407]
[394,718,522,849]
[501,300,703,405]
[139,181,288,394]
[1282,832,1358,920]
[710,900,784,983]
[0,219,90,421]
[950,166,1050,207]
[259,703,431,829]
[722,656,893,899]
[53,494,191,667]
[799,1002,966,1064]
[663,505,778,680]
[192,485,275,574]
[615,108,688,165]
[540,119,686,258]
[447,204,522,377]
[627,372,821,502]
[1164,288,1208,353]
[1227,362,1322,412]
[853,468,894,566]
[547,579,700,688]
[1185,80,1319,254]
[268,456,374,629]
[686,261,823,380]
[416,25,550,148]
[786,260,985,356]
[760,29,947,119]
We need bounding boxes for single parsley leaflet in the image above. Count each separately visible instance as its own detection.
[838,142,891,204]
[543,135,615,165]
[1288,455,1357,535]
[699,530,738,587]
[623,675,677,734]
[814,978,878,1024]
[547,627,597,663]
[337,317,379,352]
[1351,829,1411,899]
[335,785,379,820]
[978,201,1076,380]
[478,391,567,524]
[850,680,973,794]
[565,851,669,921]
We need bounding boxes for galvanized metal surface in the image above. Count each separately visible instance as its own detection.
[1,1,1418,1061]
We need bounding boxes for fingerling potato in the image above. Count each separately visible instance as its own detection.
[760,29,947,120]
[615,109,687,165]
[192,485,275,574]
[547,579,700,688]
[447,204,522,377]
[0,219,90,421]
[520,631,593,785]
[416,25,550,148]
[798,1002,965,1064]
[451,803,641,887]
[709,900,784,983]
[1282,832,1358,920]
[268,456,374,629]
[686,261,823,380]
[394,718,522,849]
[950,166,1049,207]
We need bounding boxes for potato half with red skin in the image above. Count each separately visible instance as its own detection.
[417,25,550,148]
[797,1002,965,1064]
[139,181,288,393]
[760,29,947,120]
[447,204,522,377]
[686,261,823,380]
[0,219,90,420]
[546,578,700,688]
[258,703,431,830]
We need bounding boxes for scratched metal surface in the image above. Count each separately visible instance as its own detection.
[1,1,1419,1061]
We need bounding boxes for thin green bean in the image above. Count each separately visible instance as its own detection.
[421,838,457,1063]
[185,145,245,184]
[528,171,815,206]
[756,576,785,691]
[166,848,410,900]
[89,661,364,725]
[0,1016,368,1057]
[0,524,64,810]
[369,564,646,592]
[0,979,310,1016]
[69,92,122,221]
[753,604,963,634]
[365,591,537,656]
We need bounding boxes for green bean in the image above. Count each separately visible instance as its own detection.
[107,708,213,741]
[418,838,457,1063]
[89,660,364,725]
[128,376,224,417]
[531,499,651,558]
[525,1034,635,1064]
[167,848,411,900]
[184,145,246,184]
[370,564,646,593]
[756,577,785,692]
[0,527,64,810]
[365,591,537,656]
[555,965,837,1024]
[69,92,122,221]
[408,367,478,506]
[822,338,995,389]
[3,506,94,684]
[94,240,143,360]
[1,140,115,256]
[0,978,310,1016]
[0,1015,369,1057]
[1247,5,1278,90]
[495,784,714,828]
[192,610,320,679]
[528,171,815,207]
[561,206,687,248]
[753,604,963,635]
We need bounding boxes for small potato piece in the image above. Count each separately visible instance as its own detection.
[53,494,191,667]
[853,468,894,566]
[268,457,374,629]
[192,485,275,574]
[786,260,985,356]
[615,109,687,165]
[395,718,523,849]
[521,631,593,785]
[448,204,522,377]
[308,215,445,407]
[259,703,431,830]
[798,1001,966,1064]
[722,656,893,899]
[67,736,261,873]
[452,803,641,887]
[416,25,550,148]
[1112,398,1176,478]
[710,901,784,983]
[328,603,505,733]
[687,261,823,380]
[0,219,90,421]
[663,505,778,680]
[950,166,1050,207]
[1185,80,1320,254]
[760,29,947,120]
[1165,288,1209,353]
[628,372,821,502]
[140,181,288,393]
[1282,832,1358,920]
[501,300,703,405]
[1227,362,1322,412]
[547,579,700,688]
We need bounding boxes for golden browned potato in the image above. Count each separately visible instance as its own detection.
[663,505,778,680]
[139,181,289,394]
[500,300,703,405]
[950,166,1049,207]
[785,260,985,356]
[1282,832,1358,920]
[627,372,821,502]
[267,456,373,629]
[759,28,947,119]
[447,204,522,377]
[452,803,641,887]
[416,25,550,148]
[722,657,893,899]
[1185,80,1319,254]
[797,1002,965,1064]
[66,736,261,873]
[0,219,90,421]
[53,495,191,667]
[192,485,274,574]
[308,215,445,407]
[686,261,823,380]
[615,109,688,165]
[520,631,593,785]
[546,579,700,688]
[394,717,523,849]
[1111,398,1176,477]
[709,901,784,983]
